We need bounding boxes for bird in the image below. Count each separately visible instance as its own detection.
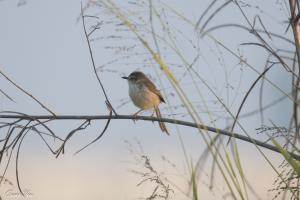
[122,71,169,135]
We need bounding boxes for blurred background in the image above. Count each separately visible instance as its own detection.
[0,0,296,199]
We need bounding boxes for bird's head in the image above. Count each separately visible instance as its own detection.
[122,71,146,83]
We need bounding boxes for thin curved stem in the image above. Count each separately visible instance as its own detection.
[80,3,118,115]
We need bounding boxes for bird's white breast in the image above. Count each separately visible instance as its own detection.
[128,81,160,109]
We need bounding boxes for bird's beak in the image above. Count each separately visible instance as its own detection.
[122,76,129,80]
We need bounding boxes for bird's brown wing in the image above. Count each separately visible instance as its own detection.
[138,77,165,103]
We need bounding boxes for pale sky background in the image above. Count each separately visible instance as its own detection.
[0,0,295,199]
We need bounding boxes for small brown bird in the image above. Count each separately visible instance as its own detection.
[122,71,169,135]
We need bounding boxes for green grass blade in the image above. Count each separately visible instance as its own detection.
[271,138,300,176]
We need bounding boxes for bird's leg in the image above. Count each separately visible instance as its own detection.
[150,109,155,123]
[150,109,155,117]
[132,109,143,122]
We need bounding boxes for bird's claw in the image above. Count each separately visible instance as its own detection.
[132,114,138,123]
[150,112,155,123]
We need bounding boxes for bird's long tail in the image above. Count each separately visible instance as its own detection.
[154,106,169,135]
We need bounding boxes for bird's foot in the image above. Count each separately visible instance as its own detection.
[132,109,143,123]
[150,111,155,123]
[132,113,139,123]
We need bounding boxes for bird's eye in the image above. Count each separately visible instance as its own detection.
[130,76,136,80]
